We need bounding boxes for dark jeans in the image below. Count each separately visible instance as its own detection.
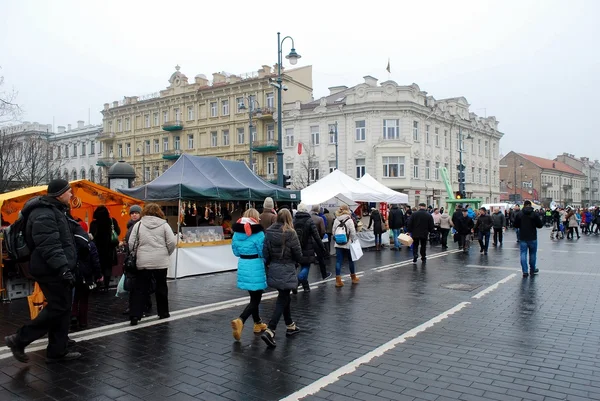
[239,290,263,324]
[130,269,169,319]
[335,248,355,275]
[519,240,538,274]
[326,233,332,254]
[267,289,293,331]
[374,233,382,246]
[315,251,329,279]
[567,226,580,239]
[17,281,72,358]
[493,227,503,245]
[412,237,427,260]
[440,228,450,248]
[478,231,491,252]
[72,282,91,326]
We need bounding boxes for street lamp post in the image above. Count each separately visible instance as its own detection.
[276,32,301,187]
[328,121,339,170]
[457,126,472,197]
[136,143,146,185]
[239,98,262,172]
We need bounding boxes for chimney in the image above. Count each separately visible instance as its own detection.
[67,124,72,131]
[58,126,66,134]
[212,72,226,84]
[328,86,348,96]
[112,101,118,107]
[363,75,378,87]
[77,120,84,129]
[104,103,110,110]
[194,75,209,86]
[229,75,241,84]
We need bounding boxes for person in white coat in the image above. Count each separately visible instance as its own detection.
[128,203,177,326]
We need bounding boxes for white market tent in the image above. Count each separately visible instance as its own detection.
[301,169,403,205]
[358,173,409,204]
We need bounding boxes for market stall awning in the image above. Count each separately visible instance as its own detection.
[119,155,301,202]
[0,180,143,239]
[358,173,409,204]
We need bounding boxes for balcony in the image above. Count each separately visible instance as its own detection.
[96,157,116,167]
[562,184,572,190]
[97,132,116,141]
[162,149,182,160]
[257,171,277,184]
[251,139,278,152]
[583,186,590,191]
[162,120,183,131]
[257,107,275,120]
[541,182,552,189]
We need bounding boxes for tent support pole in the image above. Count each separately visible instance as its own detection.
[174,199,182,280]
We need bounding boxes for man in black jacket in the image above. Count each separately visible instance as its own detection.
[451,204,465,248]
[475,207,493,255]
[388,204,405,250]
[5,179,80,363]
[513,200,544,278]
[491,207,506,246]
[407,203,434,263]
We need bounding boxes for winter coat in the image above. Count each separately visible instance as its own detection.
[332,213,357,249]
[263,222,303,290]
[231,219,267,291]
[294,211,324,265]
[23,196,77,282]
[368,210,385,234]
[324,212,334,234]
[475,214,493,233]
[388,206,404,229]
[129,216,177,270]
[259,210,277,231]
[70,217,101,284]
[491,211,506,229]
[452,210,472,235]
[407,209,435,239]
[567,211,578,228]
[439,213,453,229]
[90,214,121,267]
[310,212,326,238]
[513,207,543,241]
[585,212,593,224]
[466,208,476,219]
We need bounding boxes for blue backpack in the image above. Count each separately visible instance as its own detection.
[334,217,351,245]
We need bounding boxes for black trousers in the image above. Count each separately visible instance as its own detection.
[17,281,72,358]
[412,237,428,259]
[493,227,503,245]
[239,290,263,323]
[267,289,293,331]
[130,269,169,319]
[440,228,450,248]
[315,250,329,279]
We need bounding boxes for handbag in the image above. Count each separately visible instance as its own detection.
[124,223,141,274]
[111,221,119,245]
[349,240,363,261]
[398,233,413,246]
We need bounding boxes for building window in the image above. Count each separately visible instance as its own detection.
[188,134,194,149]
[267,157,275,175]
[117,119,122,131]
[174,136,180,150]
[329,124,336,144]
[153,166,160,179]
[187,106,194,121]
[64,145,69,158]
[70,144,76,157]
[484,140,489,157]
[471,167,475,183]
[236,97,244,112]
[80,168,86,180]
[478,167,482,183]
[267,124,275,141]
[211,132,218,147]
[163,111,168,123]
[484,168,488,184]
[154,139,159,153]
[383,119,400,140]
[174,108,180,121]
[237,128,245,144]
[413,158,419,178]
[125,143,131,156]
[425,160,430,180]
[435,162,440,180]
[413,121,419,141]
[143,115,149,128]
[285,128,294,147]
[471,138,475,154]
[222,130,229,146]
[478,139,482,155]
[56,146,61,158]
[285,163,294,177]
[355,120,366,141]
[125,118,130,131]
[266,92,274,108]
[356,158,366,178]
[329,161,336,173]
[118,144,123,158]
[154,113,159,126]
[250,125,257,143]
[90,141,95,155]
[310,126,320,146]
[444,130,448,148]
[90,168,95,183]
[210,102,217,117]
[144,167,150,182]
[492,142,496,158]
[163,137,169,152]
[81,142,86,156]
[425,125,430,144]
[221,100,229,116]
[383,156,405,178]
[435,128,439,147]
[145,140,150,154]
[72,169,77,181]
[309,164,320,182]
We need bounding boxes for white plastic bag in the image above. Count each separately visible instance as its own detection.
[350,240,363,261]
[116,274,128,298]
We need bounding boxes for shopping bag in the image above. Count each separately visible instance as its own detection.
[350,240,363,261]
[115,274,129,297]
[27,282,46,320]
[398,233,414,246]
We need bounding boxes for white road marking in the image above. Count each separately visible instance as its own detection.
[467,264,600,277]
[279,302,471,401]
[472,274,517,299]
[374,249,461,272]
[552,250,596,254]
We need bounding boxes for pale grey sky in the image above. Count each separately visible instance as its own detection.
[1,0,598,160]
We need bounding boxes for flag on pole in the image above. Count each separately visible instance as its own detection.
[386,58,390,73]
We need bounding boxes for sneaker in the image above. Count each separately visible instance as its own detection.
[412,257,418,263]
[323,272,333,280]
[46,352,81,364]
[286,322,301,337]
[5,335,29,363]
[253,322,267,333]
[530,268,539,275]
[421,257,426,263]
[261,328,276,348]
[522,273,529,278]
[231,318,243,341]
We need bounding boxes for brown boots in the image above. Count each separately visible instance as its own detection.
[351,274,360,284]
[335,274,360,287]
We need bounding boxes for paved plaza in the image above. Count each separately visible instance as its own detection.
[1,229,600,401]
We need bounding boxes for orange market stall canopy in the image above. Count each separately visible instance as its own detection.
[0,180,143,239]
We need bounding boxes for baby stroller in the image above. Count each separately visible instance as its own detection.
[429,226,441,246]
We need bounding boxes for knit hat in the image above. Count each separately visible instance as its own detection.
[263,197,274,210]
[130,205,142,214]
[47,179,71,197]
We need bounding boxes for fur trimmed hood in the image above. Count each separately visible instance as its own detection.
[232,217,264,236]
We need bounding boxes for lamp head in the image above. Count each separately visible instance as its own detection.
[286,48,301,65]
[239,103,247,111]
[466,133,473,140]
[255,108,263,118]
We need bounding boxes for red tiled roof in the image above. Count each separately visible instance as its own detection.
[518,153,584,176]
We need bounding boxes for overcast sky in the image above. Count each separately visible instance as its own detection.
[1,0,598,161]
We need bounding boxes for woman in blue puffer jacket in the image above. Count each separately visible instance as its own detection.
[230,208,268,341]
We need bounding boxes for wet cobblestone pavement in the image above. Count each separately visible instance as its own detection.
[1,229,600,400]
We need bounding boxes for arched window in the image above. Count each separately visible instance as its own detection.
[80,168,86,180]
[64,169,69,181]
[97,168,103,185]
[72,169,77,181]
[89,168,95,183]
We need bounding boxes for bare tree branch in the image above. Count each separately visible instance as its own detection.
[0,69,23,126]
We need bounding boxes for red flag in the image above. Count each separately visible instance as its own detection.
[297,142,303,155]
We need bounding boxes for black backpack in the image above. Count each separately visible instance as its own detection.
[294,218,312,248]
[3,213,32,262]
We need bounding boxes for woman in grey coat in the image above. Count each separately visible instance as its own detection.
[261,209,303,348]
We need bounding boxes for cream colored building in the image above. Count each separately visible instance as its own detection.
[281,76,504,206]
[100,65,313,184]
